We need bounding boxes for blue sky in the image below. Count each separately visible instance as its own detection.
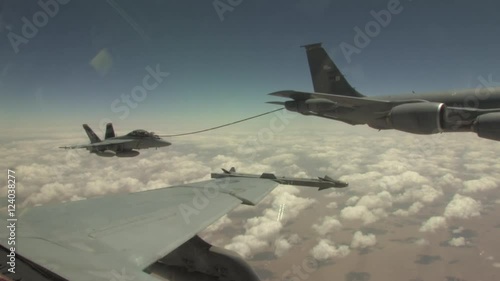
[1,0,500,135]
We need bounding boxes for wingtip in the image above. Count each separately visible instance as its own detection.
[266,101,285,105]
[268,90,295,97]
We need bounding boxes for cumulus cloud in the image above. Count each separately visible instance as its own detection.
[345,196,360,206]
[224,234,268,259]
[312,216,342,235]
[415,238,429,246]
[350,231,377,249]
[420,216,447,232]
[393,201,424,217]
[10,148,213,206]
[325,191,343,198]
[274,234,300,257]
[462,177,498,193]
[448,237,467,247]
[225,185,316,258]
[274,237,292,258]
[355,191,392,209]
[393,184,443,204]
[310,239,350,261]
[269,186,316,222]
[224,215,282,258]
[326,201,338,209]
[261,153,298,166]
[202,215,232,234]
[378,171,429,193]
[340,205,379,225]
[444,194,482,219]
[340,171,383,189]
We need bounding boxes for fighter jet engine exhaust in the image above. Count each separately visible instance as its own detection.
[147,235,260,281]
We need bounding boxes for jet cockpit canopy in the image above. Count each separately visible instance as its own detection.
[127,129,159,138]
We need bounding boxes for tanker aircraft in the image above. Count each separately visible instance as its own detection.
[268,43,500,141]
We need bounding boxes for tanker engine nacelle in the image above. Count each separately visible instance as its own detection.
[387,102,446,135]
[472,112,500,141]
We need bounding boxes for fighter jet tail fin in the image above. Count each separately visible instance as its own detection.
[301,43,364,97]
[222,167,237,174]
[82,124,101,143]
[105,123,116,139]
[322,175,333,181]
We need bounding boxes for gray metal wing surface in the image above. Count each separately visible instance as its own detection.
[0,177,279,281]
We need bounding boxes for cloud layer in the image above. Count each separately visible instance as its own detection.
[2,126,500,279]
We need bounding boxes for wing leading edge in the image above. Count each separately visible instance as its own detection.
[269,90,427,109]
[59,139,135,149]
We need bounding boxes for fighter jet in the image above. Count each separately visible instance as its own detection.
[59,123,171,157]
[0,169,347,281]
[268,43,500,141]
[211,167,348,190]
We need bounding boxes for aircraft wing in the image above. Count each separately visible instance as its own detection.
[59,139,135,149]
[0,177,284,281]
[269,90,424,111]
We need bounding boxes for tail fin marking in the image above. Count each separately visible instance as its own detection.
[83,124,101,143]
[301,43,364,97]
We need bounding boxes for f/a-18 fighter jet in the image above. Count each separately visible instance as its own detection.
[59,123,171,157]
[0,169,347,281]
[212,167,348,190]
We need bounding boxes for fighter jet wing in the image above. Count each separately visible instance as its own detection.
[0,177,284,281]
[59,139,135,149]
[269,90,424,111]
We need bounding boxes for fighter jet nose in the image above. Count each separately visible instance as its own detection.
[161,140,172,147]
